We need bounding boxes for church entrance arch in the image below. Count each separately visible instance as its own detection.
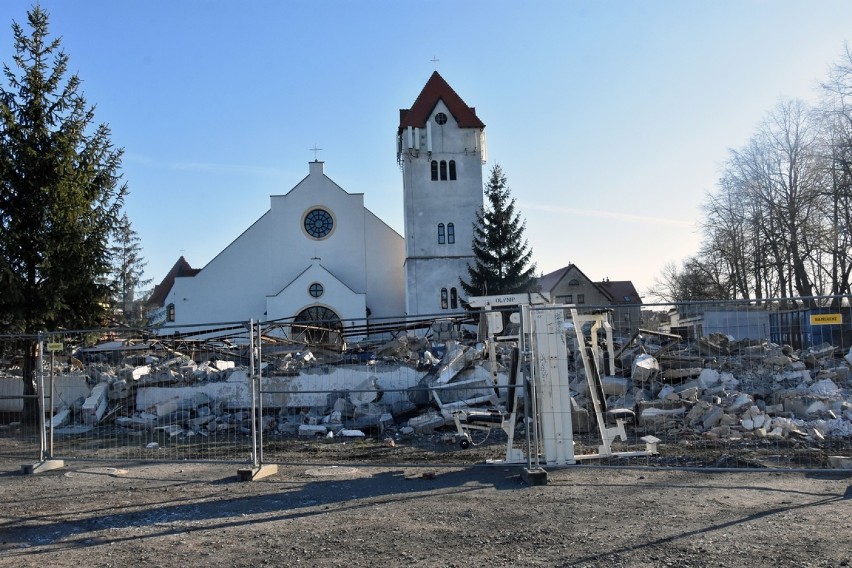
[292,306,343,346]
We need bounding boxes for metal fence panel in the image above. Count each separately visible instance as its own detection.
[0,334,41,460]
[7,323,258,465]
[1,297,850,470]
[563,299,852,468]
[254,314,522,466]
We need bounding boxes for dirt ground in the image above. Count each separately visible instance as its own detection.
[0,457,850,568]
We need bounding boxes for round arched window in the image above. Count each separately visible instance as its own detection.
[434,112,448,125]
[309,282,324,298]
[303,208,334,239]
[293,306,342,345]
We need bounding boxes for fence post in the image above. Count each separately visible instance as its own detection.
[257,320,264,466]
[21,331,64,474]
[48,334,56,459]
[236,319,277,481]
[249,319,258,468]
[521,305,541,469]
[38,331,46,462]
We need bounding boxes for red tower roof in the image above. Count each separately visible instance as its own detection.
[398,71,485,133]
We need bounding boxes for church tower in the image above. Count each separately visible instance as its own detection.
[398,71,487,316]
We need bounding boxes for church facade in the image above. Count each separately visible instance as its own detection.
[159,72,485,329]
[165,160,405,329]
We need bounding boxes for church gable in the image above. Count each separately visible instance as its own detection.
[266,260,365,322]
[280,160,359,201]
[166,160,404,326]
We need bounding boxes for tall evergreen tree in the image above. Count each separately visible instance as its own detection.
[0,7,127,415]
[461,164,537,297]
[109,213,151,327]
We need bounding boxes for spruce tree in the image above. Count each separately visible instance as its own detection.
[461,164,537,297]
[0,7,127,415]
[109,213,152,327]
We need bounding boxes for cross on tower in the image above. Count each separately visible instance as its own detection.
[430,56,440,70]
[309,145,323,161]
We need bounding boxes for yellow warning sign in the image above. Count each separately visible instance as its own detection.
[810,314,842,325]
[46,342,63,352]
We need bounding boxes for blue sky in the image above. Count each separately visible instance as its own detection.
[2,1,851,298]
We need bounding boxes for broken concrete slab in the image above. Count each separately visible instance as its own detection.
[298,424,327,437]
[631,354,659,383]
[44,373,90,410]
[349,377,381,406]
[600,375,631,396]
[434,344,479,385]
[637,401,686,427]
[118,365,151,382]
[0,375,24,412]
[828,455,852,469]
[82,382,109,424]
[50,408,71,427]
[408,412,447,434]
[661,367,702,381]
[340,429,366,438]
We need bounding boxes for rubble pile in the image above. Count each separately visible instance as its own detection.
[607,333,852,443]
[4,337,506,444]
[1,328,851,457]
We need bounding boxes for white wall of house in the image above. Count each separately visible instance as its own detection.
[548,266,608,307]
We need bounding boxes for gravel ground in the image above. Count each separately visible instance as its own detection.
[0,457,850,568]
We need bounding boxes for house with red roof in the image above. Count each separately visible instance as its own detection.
[538,264,642,338]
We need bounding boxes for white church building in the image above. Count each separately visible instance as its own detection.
[160,71,486,331]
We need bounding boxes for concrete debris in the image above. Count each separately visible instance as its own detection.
[81,382,109,424]
[609,331,852,443]
[631,354,659,383]
[433,343,479,385]
[408,412,449,434]
[1,326,849,455]
[0,373,25,412]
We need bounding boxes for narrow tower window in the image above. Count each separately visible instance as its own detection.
[430,160,438,181]
[441,288,448,310]
[450,287,458,309]
[438,223,445,244]
[449,160,457,180]
[447,223,455,244]
[439,160,447,181]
